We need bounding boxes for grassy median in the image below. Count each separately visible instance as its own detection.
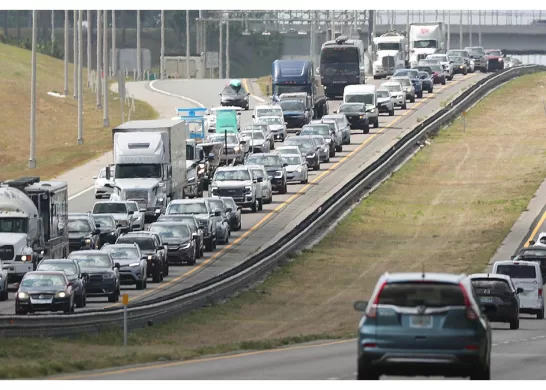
[2,72,546,378]
[0,43,156,182]
[256,75,271,96]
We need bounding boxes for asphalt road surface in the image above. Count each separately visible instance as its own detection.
[0,72,486,315]
[56,314,546,380]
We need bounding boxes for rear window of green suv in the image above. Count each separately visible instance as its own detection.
[378,282,466,307]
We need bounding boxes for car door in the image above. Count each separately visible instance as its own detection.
[262,168,272,198]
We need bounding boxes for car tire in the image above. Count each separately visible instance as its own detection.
[268,192,273,204]
[205,238,214,252]
[357,364,380,380]
[336,144,342,152]
[410,96,415,103]
[470,363,490,380]
[76,293,83,308]
[0,287,7,301]
[82,292,86,307]
[258,199,263,211]
[143,278,147,289]
[417,91,423,98]
[108,292,116,302]
[538,308,545,319]
[314,160,320,170]
[441,79,446,85]
[389,108,394,116]
[373,120,379,128]
[164,261,169,277]
[190,255,196,266]
[510,319,519,330]
[136,279,145,290]
[329,148,335,158]
[153,269,161,283]
[251,200,258,213]
[402,102,407,109]
[428,87,433,93]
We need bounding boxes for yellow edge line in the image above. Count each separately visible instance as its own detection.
[524,211,546,248]
[104,75,473,308]
[53,338,356,379]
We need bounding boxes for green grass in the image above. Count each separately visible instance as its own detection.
[256,75,271,96]
[2,72,546,379]
[0,42,157,181]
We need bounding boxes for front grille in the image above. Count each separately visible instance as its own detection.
[252,147,263,153]
[124,189,149,202]
[417,54,427,61]
[89,275,104,284]
[0,245,14,261]
[30,293,54,299]
[218,188,245,197]
[382,56,395,69]
[128,198,147,210]
[226,148,235,154]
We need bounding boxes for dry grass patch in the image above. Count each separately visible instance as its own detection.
[2,72,546,378]
[0,43,156,181]
[256,75,271,96]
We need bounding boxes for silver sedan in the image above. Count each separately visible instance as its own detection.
[281,154,308,184]
[309,135,330,163]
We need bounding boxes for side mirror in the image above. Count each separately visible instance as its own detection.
[517,287,524,294]
[116,223,122,228]
[295,131,301,135]
[105,166,111,180]
[192,232,198,239]
[529,240,536,246]
[114,262,121,269]
[257,177,263,183]
[94,229,100,235]
[158,245,164,250]
[208,155,215,161]
[237,112,241,115]
[218,92,221,95]
[214,210,222,216]
[282,163,288,167]
[141,255,148,260]
[139,209,146,213]
[237,206,242,210]
[14,282,20,289]
[316,146,321,150]
[246,93,250,96]
[240,140,247,144]
[226,207,233,212]
[67,282,74,287]
[353,300,368,312]
[252,114,255,118]
[95,223,101,228]
[333,110,337,114]
[510,255,516,260]
[284,122,288,125]
[128,210,134,215]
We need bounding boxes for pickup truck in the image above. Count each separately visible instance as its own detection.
[209,166,263,212]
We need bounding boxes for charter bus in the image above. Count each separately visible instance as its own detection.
[319,35,366,99]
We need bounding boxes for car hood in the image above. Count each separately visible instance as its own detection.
[214,180,253,188]
[139,249,156,255]
[115,258,141,267]
[377,50,401,58]
[283,111,305,116]
[114,178,160,190]
[268,125,284,131]
[162,238,191,247]
[221,95,244,101]
[377,97,391,103]
[285,164,303,172]
[19,286,65,294]
[68,232,91,240]
[248,139,266,146]
[106,213,130,221]
[0,233,28,247]
[486,55,502,60]
[96,178,114,186]
[79,267,114,274]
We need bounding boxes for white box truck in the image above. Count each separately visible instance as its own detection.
[106,119,187,222]
[409,22,447,68]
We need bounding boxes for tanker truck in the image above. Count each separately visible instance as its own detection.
[0,177,69,283]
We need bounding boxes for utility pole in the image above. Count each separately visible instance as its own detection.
[96,9,102,109]
[112,10,116,77]
[219,17,223,79]
[73,10,78,100]
[103,10,109,127]
[51,10,55,44]
[160,10,165,79]
[77,10,83,144]
[406,9,409,35]
[468,11,472,47]
[137,10,141,80]
[64,10,69,95]
[186,10,190,79]
[29,10,37,169]
[447,11,450,51]
[87,10,92,87]
[310,11,314,59]
[478,10,482,47]
[226,17,230,79]
[459,11,463,49]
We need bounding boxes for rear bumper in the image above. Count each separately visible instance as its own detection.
[482,304,518,322]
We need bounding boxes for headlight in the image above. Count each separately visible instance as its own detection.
[103,274,114,279]
[129,262,140,267]
[85,239,91,245]
[182,242,191,249]
[307,153,316,158]
[198,168,205,175]
[21,255,30,262]
[498,58,503,62]
[244,185,252,194]
[111,231,116,235]
[368,108,376,113]
[233,146,240,152]
[359,115,364,119]
[148,255,153,260]
[296,167,302,172]
[17,292,29,299]
[325,138,332,143]
[275,171,282,178]
[55,292,66,298]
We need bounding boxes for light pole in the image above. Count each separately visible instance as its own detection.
[96,9,102,109]
[77,10,83,144]
[51,10,55,44]
[87,10,92,87]
[137,10,141,80]
[219,17,223,79]
[186,10,190,79]
[64,10,69,95]
[73,10,78,100]
[160,10,165,79]
[103,10,109,127]
[112,10,116,77]
[226,17,230,79]
[459,11,463,49]
[29,10,37,169]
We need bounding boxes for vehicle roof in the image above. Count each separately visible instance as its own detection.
[280,154,303,159]
[255,105,281,109]
[216,165,252,171]
[494,260,540,267]
[469,273,512,282]
[246,164,268,170]
[39,258,76,263]
[304,122,330,127]
[168,199,207,204]
[392,76,411,80]
[69,250,109,256]
[25,270,67,276]
[103,243,140,248]
[379,272,467,284]
[381,82,402,86]
[520,244,546,251]
[93,200,127,204]
[344,84,376,93]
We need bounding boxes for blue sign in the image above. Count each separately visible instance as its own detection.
[175,108,206,139]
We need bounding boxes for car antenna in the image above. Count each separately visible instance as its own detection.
[421,264,425,278]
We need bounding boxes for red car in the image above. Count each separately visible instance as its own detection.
[485,49,505,71]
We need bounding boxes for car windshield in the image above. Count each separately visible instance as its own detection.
[382,84,402,92]
[393,78,411,86]
[221,86,246,96]
[395,70,418,78]
[496,265,537,279]
[102,247,139,259]
[243,124,267,132]
[280,101,304,111]
[246,155,283,166]
[376,90,390,98]
[37,262,77,276]
[466,47,484,55]
[301,126,330,136]
[429,55,447,62]
[447,50,467,57]
[486,50,502,56]
[149,224,191,240]
[125,203,138,212]
[93,203,127,214]
[430,65,443,72]
[413,40,437,49]
[117,236,155,250]
[214,170,251,181]
[448,56,462,63]
[420,60,438,65]
[208,134,239,144]
[418,72,429,79]
[158,216,197,229]
[167,202,207,214]
[21,273,66,287]
[221,198,236,209]
[471,278,511,292]
[312,137,325,146]
[68,219,92,233]
[284,139,313,149]
[281,156,301,165]
[72,255,112,268]
[260,117,283,125]
[93,215,115,228]
[345,93,374,104]
[338,104,365,113]
[208,200,225,212]
[240,131,264,140]
[377,282,466,307]
[415,66,432,74]
[250,169,265,179]
[0,218,28,233]
[256,108,282,117]
[115,163,161,179]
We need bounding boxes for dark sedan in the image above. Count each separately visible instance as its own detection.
[116,234,165,283]
[68,250,120,303]
[220,196,241,231]
[93,214,122,245]
[448,55,468,75]
[415,70,434,93]
[68,214,101,252]
[219,83,250,110]
[15,271,75,314]
[429,64,447,85]
[337,103,369,133]
[149,222,197,265]
[470,273,521,330]
[283,136,321,171]
[101,244,147,289]
[157,214,204,258]
[36,258,88,308]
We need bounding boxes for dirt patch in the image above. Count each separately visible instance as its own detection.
[0,43,156,181]
[256,75,271,96]
[2,72,546,378]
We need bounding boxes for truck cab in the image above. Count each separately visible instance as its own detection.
[372,30,409,79]
[409,23,446,68]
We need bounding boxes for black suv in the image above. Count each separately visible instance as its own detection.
[36,258,89,308]
[93,214,122,245]
[245,153,288,194]
[67,213,101,253]
[116,233,167,283]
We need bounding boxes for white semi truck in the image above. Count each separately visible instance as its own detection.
[409,22,447,68]
[372,31,409,79]
[106,119,187,222]
[0,177,69,282]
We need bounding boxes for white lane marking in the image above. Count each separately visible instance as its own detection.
[251,93,266,103]
[68,185,95,201]
[149,80,205,108]
[326,377,340,380]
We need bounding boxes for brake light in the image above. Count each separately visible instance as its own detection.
[459,282,479,320]
[363,343,377,348]
[464,344,479,351]
[366,281,387,318]
[539,288,543,298]
[433,72,438,76]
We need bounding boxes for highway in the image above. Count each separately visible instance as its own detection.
[0,72,485,315]
[56,315,546,380]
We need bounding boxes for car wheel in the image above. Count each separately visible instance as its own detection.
[417,91,423,98]
[108,292,116,302]
[205,238,214,252]
[0,286,7,301]
[143,278,147,289]
[76,292,83,308]
[258,199,263,211]
[251,200,258,213]
[224,232,229,244]
[389,108,394,116]
[510,319,519,330]
[329,148,335,158]
[164,261,169,277]
[470,363,490,380]
[373,120,379,128]
[538,308,545,319]
[357,364,380,380]
[428,87,433,93]
[336,144,342,152]
[410,96,415,103]
[441,79,446,85]
[402,102,407,109]
[153,269,161,283]
[82,292,87,307]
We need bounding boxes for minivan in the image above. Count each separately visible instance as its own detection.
[343,85,379,128]
[492,260,544,319]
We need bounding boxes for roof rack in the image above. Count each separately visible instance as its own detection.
[2,176,41,190]
[335,35,349,44]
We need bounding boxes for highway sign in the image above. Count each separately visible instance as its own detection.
[206,52,219,69]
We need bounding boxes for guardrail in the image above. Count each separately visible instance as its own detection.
[2,65,545,337]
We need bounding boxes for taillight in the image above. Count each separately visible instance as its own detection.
[539,288,543,298]
[363,343,377,348]
[433,72,438,76]
[460,283,479,320]
[464,344,479,351]
[366,281,387,318]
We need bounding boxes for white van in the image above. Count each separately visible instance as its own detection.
[493,260,544,319]
[252,105,284,122]
[343,85,379,128]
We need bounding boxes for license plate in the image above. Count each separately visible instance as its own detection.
[480,296,494,303]
[30,299,53,304]
[409,315,433,328]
